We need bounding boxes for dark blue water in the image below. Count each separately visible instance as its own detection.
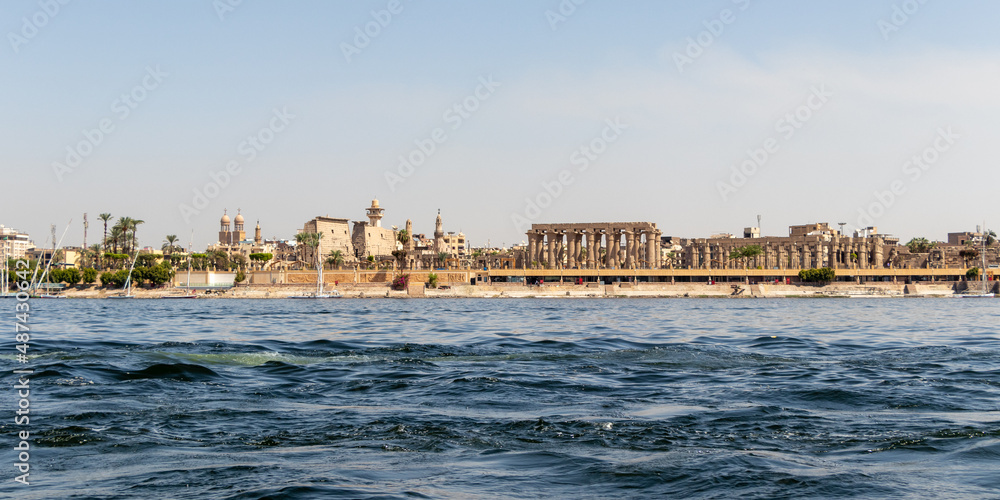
[3,299,999,499]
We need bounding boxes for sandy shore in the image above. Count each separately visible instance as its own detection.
[33,281,969,299]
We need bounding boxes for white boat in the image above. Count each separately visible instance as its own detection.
[289,235,341,299]
[108,252,140,299]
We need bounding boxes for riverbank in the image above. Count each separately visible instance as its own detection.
[34,281,971,299]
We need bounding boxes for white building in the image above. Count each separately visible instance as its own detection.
[0,226,34,259]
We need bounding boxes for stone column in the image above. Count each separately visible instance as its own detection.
[604,232,614,268]
[654,231,662,269]
[624,230,635,268]
[566,231,575,269]
[874,238,884,269]
[555,232,564,268]
[546,232,556,268]
[586,231,594,269]
[614,230,624,268]
[645,232,655,269]
[527,233,536,267]
[571,229,584,269]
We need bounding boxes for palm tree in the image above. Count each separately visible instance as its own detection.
[295,232,323,270]
[394,229,411,270]
[163,235,179,256]
[959,245,980,268]
[326,249,345,270]
[98,213,112,253]
[109,225,124,254]
[130,219,144,255]
[89,243,102,269]
[437,251,449,268]
[115,217,132,254]
[730,245,763,283]
[906,237,934,254]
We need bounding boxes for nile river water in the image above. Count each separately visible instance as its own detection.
[2,298,999,499]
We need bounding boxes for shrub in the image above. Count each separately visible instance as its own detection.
[798,267,836,283]
[427,273,439,289]
[82,268,98,284]
[391,274,409,290]
[62,268,81,285]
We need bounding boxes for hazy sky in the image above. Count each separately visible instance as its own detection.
[3,0,999,251]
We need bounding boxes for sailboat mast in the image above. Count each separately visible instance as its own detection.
[187,231,193,294]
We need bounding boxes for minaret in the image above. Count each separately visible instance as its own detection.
[434,209,445,254]
[366,198,385,227]
[405,219,414,252]
[254,220,262,245]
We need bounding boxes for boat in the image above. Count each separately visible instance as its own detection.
[289,236,341,299]
[957,224,995,298]
[108,252,140,299]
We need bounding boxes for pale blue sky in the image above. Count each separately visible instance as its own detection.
[3,0,999,250]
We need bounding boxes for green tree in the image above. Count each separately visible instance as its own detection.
[130,219,144,255]
[967,267,980,279]
[137,254,159,268]
[324,250,343,270]
[82,267,98,284]
[437,252,449,267]
[729,245,763,283]
[98,213,112,253]
[211,250,230,271]
[145,262,173,287]
[427,272,439,289]
[959,246,980,268]
[109,224,124,254]
[162,235,179,255]
[231,254,248,271]
[295,232,323,270]
[62,267,81,285]
[906,237,934,253]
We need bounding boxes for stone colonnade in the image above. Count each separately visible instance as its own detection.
[683,235,889,270]
[526,223,662,269]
